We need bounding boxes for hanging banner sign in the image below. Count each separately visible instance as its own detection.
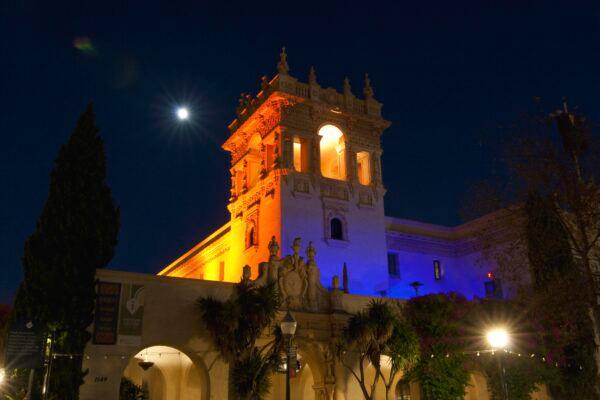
[117,283,145,346]
[93,282,122,345]
[4,320,45,369]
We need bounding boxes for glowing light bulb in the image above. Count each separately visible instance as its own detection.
[486,328,510,349]
[176,107,189,120]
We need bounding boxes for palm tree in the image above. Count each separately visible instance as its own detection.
[196,279,281,400]
[337,300,420,400]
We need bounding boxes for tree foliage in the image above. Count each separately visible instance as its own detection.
[467,297,553,400]
[525,190,599,399]
[196,279,281,400]
[118,377,146,400]
[10,103,120,399]
[464,102,600,396]
[337,300,419,400]
[0,304,11,359]
[403,293,471,400]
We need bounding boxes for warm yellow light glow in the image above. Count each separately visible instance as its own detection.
[293,140,302,171]
[380,355,392,367]
[356,151,371,185]
[319,124,345,180]
[486,328,510,349]
[0,368,5,385]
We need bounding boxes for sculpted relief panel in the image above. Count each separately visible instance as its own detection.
[253,237,330,312]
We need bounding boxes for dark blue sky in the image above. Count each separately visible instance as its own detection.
[2,2,600,303]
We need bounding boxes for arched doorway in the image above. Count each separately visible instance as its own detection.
[268,345,327,400]
[121,345,205,400]
[464,371,490,400]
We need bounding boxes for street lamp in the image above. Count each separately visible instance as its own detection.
[487,328,509,350]
[486,327,510,400]
[280,311,297,400]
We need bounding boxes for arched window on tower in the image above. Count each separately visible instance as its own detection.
[246,221,257,248]
[319,124,346,180]
[330,217,344,240]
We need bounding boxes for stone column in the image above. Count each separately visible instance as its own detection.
[312,135,321,176]
[229,168,237,200]
[372,149,383,186]
[282,131,294,170]
[242,159,248,193]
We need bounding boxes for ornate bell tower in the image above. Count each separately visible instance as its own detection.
[221,48,391,294]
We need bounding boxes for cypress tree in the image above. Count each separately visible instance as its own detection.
[13,103,120,399]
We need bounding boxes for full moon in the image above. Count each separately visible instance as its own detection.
[176,107,189,120]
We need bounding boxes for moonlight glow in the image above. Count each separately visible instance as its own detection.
[176,107,189,120]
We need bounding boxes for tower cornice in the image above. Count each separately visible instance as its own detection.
[226,69,390,139]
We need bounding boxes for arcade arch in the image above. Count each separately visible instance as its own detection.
[268,341,327,400]
[121,345,208,400]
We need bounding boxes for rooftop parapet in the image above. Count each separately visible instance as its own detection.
[227,47,384,134]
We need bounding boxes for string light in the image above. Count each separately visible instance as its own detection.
[68,350,583,371]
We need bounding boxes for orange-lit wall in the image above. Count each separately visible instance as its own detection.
[158,223,232,282]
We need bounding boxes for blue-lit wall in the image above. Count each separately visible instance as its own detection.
[386,250,490,299]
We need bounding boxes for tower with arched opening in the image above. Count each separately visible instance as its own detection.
[159,49,391,295]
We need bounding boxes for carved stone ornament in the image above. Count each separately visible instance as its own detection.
[253,237,330,312]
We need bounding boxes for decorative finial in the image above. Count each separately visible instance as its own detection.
[363,73,374,99]
[236,93,246,116]
[306,241,316,263]
[260,75,269,91]
[277,47,289,75]
[562,96,569,113]
[332,275,340,290]
[343,77,352,96]
[268,236,279,259]
[242,265,251,281]
[342,262,349,293]
[292,237,301,256]
[308,66,317,85]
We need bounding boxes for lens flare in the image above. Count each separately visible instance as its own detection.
[486,328,510,349]
[73,36,96,55]
[176,107,189,120]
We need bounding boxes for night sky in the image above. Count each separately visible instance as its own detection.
[2,2,600,303]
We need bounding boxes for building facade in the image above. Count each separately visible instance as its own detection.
[82,239,550,400]
[159,49,496,300]
[79,50,556,400]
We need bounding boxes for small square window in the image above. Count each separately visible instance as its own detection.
[433,260,442,280]
[388,253,399,277]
